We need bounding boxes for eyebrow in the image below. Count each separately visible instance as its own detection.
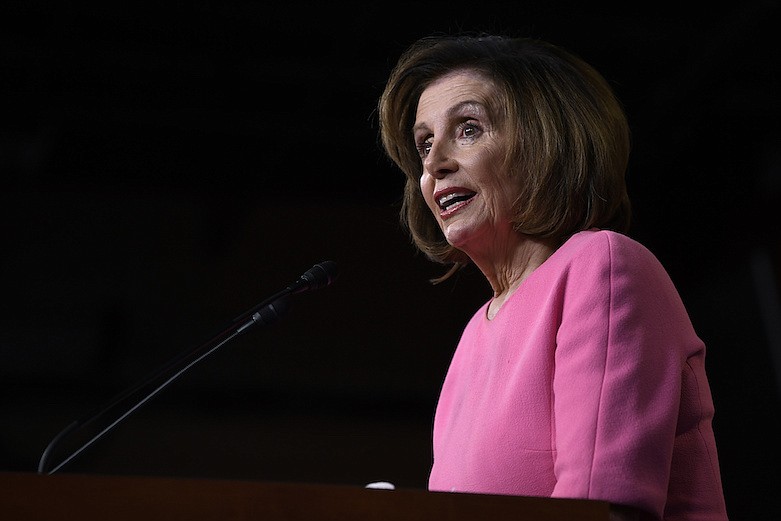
[412,100,488,134]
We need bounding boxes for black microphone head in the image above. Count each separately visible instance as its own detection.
[300,260,339,291]
[285,260,339,294]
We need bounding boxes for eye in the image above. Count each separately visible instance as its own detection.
[416,136,433,158]
[459,121,482,140]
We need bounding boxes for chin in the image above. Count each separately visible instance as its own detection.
[442,223,475,250]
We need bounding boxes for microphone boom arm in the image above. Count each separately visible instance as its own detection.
[37,261,338,475]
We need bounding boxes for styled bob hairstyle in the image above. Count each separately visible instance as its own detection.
[379,35,631,278]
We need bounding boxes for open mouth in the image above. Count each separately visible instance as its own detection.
[437,191,476,212]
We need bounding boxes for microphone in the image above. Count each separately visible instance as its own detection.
[37,261,339,475]
[287,260,339,294]
[230,260,339,327]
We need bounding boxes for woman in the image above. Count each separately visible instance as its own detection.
[378,35,728,520]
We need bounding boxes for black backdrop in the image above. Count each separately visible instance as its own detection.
[2,1,780,518]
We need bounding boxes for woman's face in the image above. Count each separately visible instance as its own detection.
[414,70,520,257]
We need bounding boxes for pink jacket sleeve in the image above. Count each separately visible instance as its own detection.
[551,232,702,517]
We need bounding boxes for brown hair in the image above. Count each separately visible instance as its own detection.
[379,35,631,278]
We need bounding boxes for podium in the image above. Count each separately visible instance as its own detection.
[1,472,610,520]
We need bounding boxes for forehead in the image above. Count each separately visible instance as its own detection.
[415,70,497,123]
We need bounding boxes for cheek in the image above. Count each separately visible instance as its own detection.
[419,174,437,211]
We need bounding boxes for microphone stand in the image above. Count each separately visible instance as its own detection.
[37,261,337,475]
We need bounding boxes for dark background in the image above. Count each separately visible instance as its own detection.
[2,1,780,518]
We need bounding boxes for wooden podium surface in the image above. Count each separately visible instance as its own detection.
[1,472,610,520]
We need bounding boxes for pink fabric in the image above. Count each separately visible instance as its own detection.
[429,230,728,520]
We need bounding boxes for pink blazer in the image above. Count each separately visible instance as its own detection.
[429,230,728,520]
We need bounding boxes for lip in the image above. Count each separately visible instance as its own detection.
[433,187,477,219]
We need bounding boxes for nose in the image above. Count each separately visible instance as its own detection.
[423,140,458,179]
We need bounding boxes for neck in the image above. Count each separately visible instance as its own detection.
[469,235,557,319]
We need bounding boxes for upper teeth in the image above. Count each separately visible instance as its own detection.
[438,192,471,209]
